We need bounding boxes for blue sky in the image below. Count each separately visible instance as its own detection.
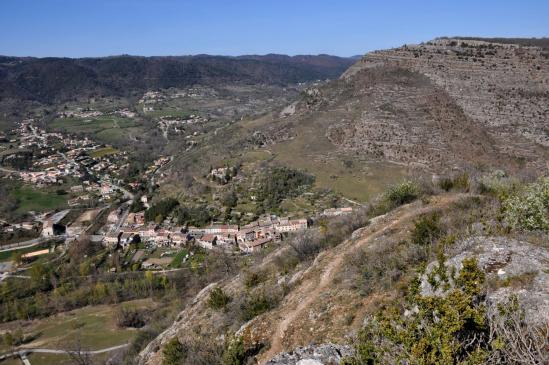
[1,0,547,57]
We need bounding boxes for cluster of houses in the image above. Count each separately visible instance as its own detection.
[18,168,72,185]
[4,121,132,205]
[135,156,171,181]
[58,107,138,120]
[102,209,309,254]
[66,181,120,206]
[115,109,137,118]
[57,109,103,119]
[6,121,125,184]
[208,166,238,184]
[139,91,165,104]
[321,207,353,217]
[157,115,207,137]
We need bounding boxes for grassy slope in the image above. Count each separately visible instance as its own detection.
[240,112,407,202]
[26,353,109,365]
[0,299,155,353]
[12,186,67,213]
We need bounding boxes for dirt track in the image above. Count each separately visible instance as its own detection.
[258,194,463,363]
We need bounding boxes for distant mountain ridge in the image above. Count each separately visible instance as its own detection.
[0,54,356,103]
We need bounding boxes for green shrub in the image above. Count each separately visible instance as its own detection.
[162,337,186,365]
[243,270,267,289]
[411,213,443,245]
[175,204,213,226]
[222,335,246,365]
[241,292,274,321]
[208,287,232,310]
[343,258,490,364]
[477,171,517,198]
[369,180,420,217]
[503,178,549,232]
[385,180,419,207]
[438,173,469,192]
[258,167,315,210]
[439,177,454,192]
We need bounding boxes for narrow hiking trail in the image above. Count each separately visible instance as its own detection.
[258,194,463,363]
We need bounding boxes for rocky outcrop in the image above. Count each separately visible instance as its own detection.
[421,235,549,323]
[344,38,549,169]
[256,38,549,174]
[265,343,353,365]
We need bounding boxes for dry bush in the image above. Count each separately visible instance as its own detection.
[288,208,369,262]
[487,296,549,364]
[243,268,268,289]
[177,333,224,365]
[116,306,147,328]
[438,172,470,192]
[288,230,323,261]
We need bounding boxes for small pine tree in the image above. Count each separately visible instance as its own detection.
[222,335,246,365]
[162,337,186,365]
[208,287,232,310]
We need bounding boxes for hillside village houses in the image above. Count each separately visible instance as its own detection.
[106,211,310,253]
[6,120,129,193]
[5,120,351,264]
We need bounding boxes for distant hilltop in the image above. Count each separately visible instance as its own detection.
[0,54,356,104]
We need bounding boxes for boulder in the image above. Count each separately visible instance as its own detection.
[266,343,353,365]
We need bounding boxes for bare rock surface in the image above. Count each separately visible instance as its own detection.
[265,343,353,365]
[343,38,549,169]
[421,235,549,322]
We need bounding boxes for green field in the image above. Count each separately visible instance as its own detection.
[238,112,408,202]
[0,299,155,353]
[12,186,67,213]
[50,117,144,144]
[272,138,407,202]
[169,248,189,268]
[0,245,48,262]
[89,146,119,158]
[27,352,109,365]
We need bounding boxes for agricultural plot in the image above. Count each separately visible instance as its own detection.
[89,146,119,158]
[12,185,67,213]
[50,117,145,145]
[0,299,155,353]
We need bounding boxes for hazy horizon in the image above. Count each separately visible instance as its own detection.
[1,0,548,58]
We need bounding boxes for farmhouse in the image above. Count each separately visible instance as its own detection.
[275,218,308,233]
[203,224,239,235]
[197,234,217,250]
[322,207,353,217]
[103,232,120,248]
[238,237,273,253]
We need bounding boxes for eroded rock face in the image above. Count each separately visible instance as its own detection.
[343,38,549,169]
[265,343,354,365]
[420,236,549,323]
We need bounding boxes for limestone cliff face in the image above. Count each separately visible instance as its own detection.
[342,38,549,169]
[259,38,548,173]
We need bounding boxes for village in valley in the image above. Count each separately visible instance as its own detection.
[0,107,355,274]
